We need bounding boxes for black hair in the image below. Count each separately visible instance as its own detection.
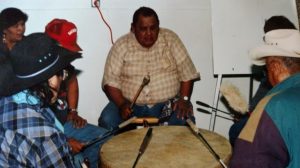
[264,15,296,33]
[0,7,28,32]
[132,7,160,26]
[27,81,54,107]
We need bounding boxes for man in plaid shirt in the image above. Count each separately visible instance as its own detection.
[99,7,200,129]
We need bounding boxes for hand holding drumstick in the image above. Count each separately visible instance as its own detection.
[120,75,150,119]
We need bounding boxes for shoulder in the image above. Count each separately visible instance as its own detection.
[159,28,183,46]
[267,87,300,114]
[113,32,133,47]
[159,28,179,39]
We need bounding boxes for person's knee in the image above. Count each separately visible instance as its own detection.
[98,102,122,129]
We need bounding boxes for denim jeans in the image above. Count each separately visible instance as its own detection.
[64,121,110,168]
[98,101,195,130]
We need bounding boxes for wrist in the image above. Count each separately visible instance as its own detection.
[180,96,190,101]
[68,108,78,115]
[118,100,130,109]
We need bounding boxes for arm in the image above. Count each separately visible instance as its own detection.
[67,138,84,154]
[67,74,79,112]
[179,80,194,99]
[167,30,199,118]
[230,112,289,168]
[173,80,195,119]
[104,85,132,120]
[66,74,87,128]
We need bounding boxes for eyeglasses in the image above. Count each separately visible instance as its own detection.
[56,69,69,81]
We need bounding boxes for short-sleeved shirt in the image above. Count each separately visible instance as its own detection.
[102,28,200,104]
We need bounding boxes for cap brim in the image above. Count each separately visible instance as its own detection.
[60,42,82,52]
[250,45,300,65]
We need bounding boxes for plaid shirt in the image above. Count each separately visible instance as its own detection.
[0,94,74,168]
[102,28,200,104]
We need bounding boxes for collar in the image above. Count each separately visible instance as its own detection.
[268,73,300,95]
[12,90,40,105]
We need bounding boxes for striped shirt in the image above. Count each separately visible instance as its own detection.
[0,94,74,168]
[102,28,200,104]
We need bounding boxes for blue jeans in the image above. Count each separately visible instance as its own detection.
[98,101,195,130]
[64,121,109,168]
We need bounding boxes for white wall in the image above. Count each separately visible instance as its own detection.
[1,0,272,138]
[211,0,299,75]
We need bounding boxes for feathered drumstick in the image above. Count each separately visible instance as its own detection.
[220,82,248,114]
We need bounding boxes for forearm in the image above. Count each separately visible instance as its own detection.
[104,85,128,108]
[67,75,79,110]
[179,80,194,99]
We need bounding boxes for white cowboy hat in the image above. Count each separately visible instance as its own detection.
[250,29,300,65]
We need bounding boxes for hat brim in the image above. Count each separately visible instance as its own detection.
[250,45,300,65]
[0,51,81,96]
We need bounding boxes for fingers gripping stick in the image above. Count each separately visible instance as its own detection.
[130,75,150,109]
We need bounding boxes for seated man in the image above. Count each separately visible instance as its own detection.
[45,18,109,168]
[230,29,300,167]
[98,7,200,130]
[228,15,296,146]
[0,33,79,167]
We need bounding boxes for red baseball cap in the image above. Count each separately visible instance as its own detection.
[45,18,82,52]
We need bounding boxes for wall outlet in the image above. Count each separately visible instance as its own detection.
[91,0,100,7]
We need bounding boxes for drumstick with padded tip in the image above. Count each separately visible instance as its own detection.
[196,101,232,115]
[186,119,228,168]
[130,75,150,110]
[82,116,138,150]
[132,127,153,168]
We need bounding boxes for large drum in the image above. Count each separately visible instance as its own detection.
[100,126,231,168]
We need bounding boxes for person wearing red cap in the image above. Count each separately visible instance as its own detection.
[45,19,109,168]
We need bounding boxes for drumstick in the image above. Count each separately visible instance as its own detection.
[132,127,153,168]
[130,75,150,110]
[186,119,228,168]
[196,108,234,121]
[82,116,137,150]
[196,101,232,115]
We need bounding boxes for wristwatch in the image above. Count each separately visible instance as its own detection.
[182,96,189,101]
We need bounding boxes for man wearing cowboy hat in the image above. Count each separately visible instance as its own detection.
[230,29,300,167]
[0,33,109,167]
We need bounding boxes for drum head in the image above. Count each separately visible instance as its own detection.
[100,126,231,168]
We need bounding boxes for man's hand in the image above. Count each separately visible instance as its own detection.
[67,111,87,128]
[119,102,132,120]
[172,98,193,119]
[68,138,84,154]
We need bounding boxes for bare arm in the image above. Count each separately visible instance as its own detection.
[104,85,132,119]
[179,80,194,99]
[67,74,79,110]
[173,80,195,119]
[66,74,87,128]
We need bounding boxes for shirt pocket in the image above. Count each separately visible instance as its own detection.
[159,46,176,71]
